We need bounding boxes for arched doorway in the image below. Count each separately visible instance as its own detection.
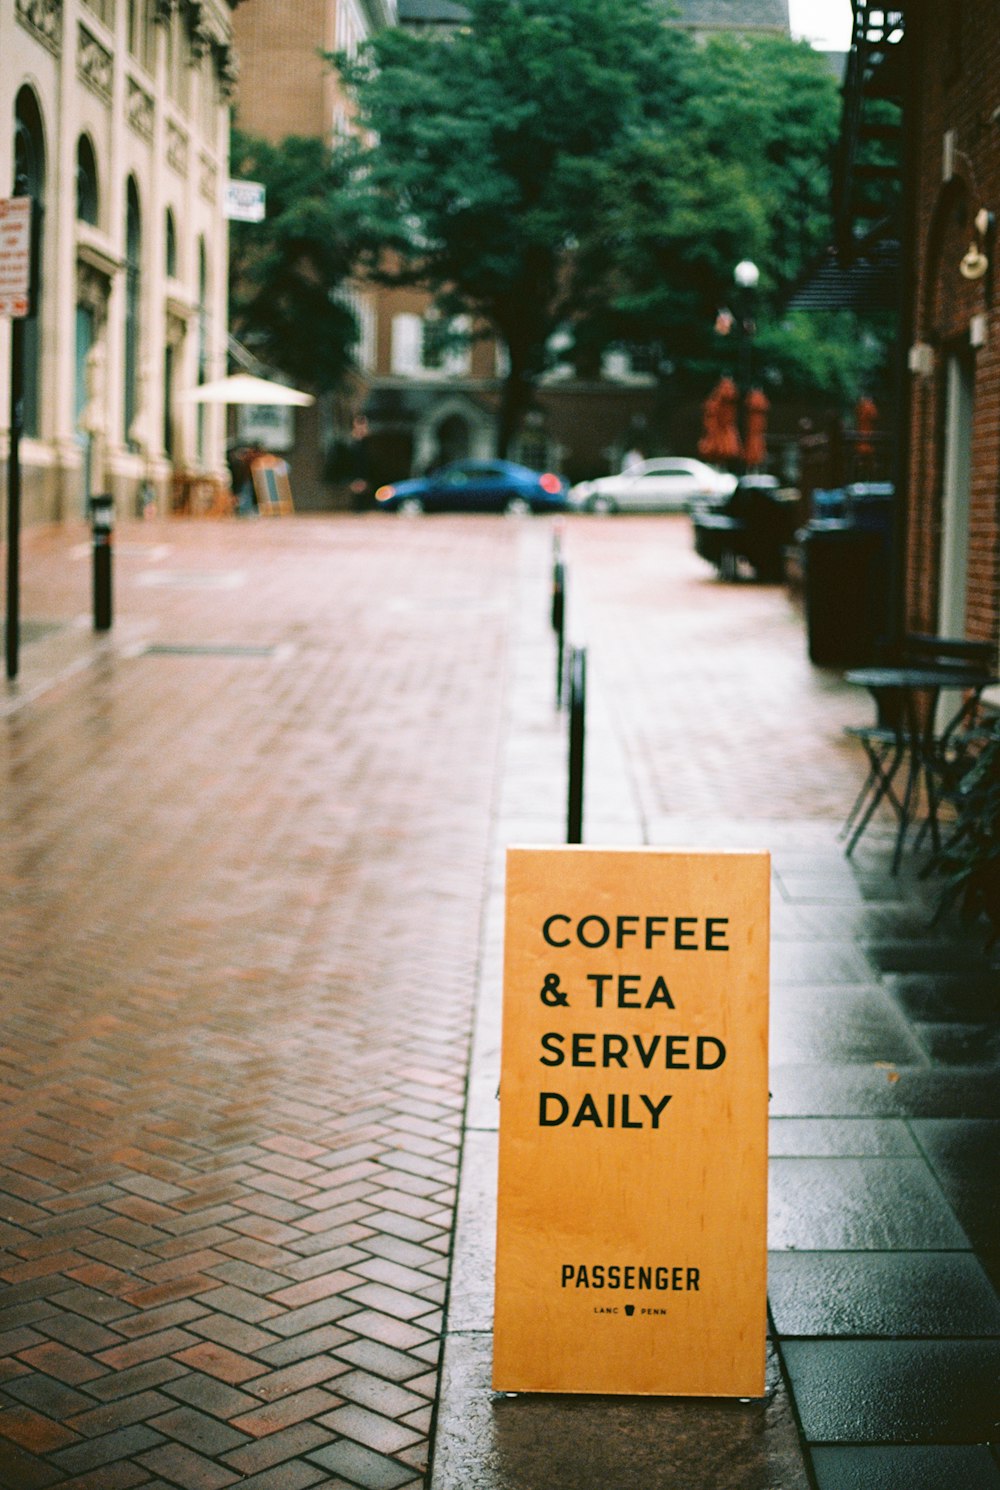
[916,178,982,639]
[436,413,471,467]
[938,347,974,637]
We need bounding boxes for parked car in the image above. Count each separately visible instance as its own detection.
[569,457,737,514]
[691,474,800,582]
[375,460,569,514]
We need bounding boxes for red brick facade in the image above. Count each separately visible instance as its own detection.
[905,2,1000,650]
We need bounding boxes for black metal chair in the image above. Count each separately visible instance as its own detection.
[901,636,997,854]
[841,686,908,846]
[842,635,998,866]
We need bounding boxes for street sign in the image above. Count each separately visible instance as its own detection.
[224,180,266,222]
[494,846,770,1398]
[0,196,33,319]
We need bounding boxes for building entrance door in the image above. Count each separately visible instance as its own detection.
[938,351,974,637]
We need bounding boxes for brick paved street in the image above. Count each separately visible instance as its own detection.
[1,514,995,1490]
[1,516,520,1489]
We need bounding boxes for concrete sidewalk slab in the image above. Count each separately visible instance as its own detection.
[429,518,998,1490]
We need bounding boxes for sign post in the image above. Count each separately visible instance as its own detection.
[494,846,770,1398]
[224,180,266,223]
[1,191,35,682]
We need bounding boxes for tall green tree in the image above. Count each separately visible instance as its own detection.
[336,6,886,450]
[335,0,697,453]
[577,33,852,394]
[228,131,358,392]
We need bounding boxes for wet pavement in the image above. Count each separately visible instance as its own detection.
[0,513,997,1489]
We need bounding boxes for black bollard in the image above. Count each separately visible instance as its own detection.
[90,493,114,631]
[552,558,566,708]
[567,645,586,844]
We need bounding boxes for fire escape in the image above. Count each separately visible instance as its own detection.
[834,4,909,265]
[788,3,910,318]
[784,4,915,532]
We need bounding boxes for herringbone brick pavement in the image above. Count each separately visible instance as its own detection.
[0,513,871,1489]
[0,518,517,1489]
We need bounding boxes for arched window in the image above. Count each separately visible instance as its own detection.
[165,209,177,278]
[14,87,45,437]
[76,135,99,225]
[124,178,142,446]
[13,87,44,195]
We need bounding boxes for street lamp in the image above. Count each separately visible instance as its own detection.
[733,261,761,473]
[733,259,760,292]
[733,259,759,394]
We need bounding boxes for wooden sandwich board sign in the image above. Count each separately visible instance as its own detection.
[494,846,770,1398]
[252,455,294,515]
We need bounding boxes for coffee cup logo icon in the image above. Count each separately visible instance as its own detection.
[625,1304,635,1317]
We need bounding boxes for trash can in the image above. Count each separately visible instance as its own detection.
[801,519,890,667]
[810,487,846,521]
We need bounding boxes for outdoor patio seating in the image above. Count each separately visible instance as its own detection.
[842,635,998,871]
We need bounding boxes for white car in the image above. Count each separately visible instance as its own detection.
[570,457,737,514]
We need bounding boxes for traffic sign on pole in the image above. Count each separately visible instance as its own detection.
[0,197,33,320]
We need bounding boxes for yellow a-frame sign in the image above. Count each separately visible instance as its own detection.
[494,846,770,1398]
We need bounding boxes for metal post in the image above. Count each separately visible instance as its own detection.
[4,182,39,682]
[567,645,586,844]
[90,493,114,631]
[6,315,24,680]
[552,558,566,709]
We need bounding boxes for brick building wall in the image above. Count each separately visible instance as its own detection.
[905,1,1000,651]
[234,0,333,140]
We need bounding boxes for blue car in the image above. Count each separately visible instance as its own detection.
[375,459,569,515]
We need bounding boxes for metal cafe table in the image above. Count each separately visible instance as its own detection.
[842,664,998,872]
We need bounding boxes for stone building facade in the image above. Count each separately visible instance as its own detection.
[1,0,238,524]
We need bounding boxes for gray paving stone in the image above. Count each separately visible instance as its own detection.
[769,1157,971,1250]
[783,1339,1000,1443]
[811,1445,1000,1490]
[768,1118,919,1156]
[429,1334,809,1490]
[769,986,926,1065]
[768,1252,1000,1336]
[769,1064,999,1118]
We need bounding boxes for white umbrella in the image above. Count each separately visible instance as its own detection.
[178,373,314,406]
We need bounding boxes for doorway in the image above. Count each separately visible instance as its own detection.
[938,351,974,636]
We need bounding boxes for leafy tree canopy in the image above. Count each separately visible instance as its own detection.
[334,5,885,446]
[335,0,696,450]
[228,130,358,393]
[574,34,851,387]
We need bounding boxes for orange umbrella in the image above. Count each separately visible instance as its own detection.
[744,388,770,469]
[713,376,743,464]
[698,385,722,459]
[855,396,878,458]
